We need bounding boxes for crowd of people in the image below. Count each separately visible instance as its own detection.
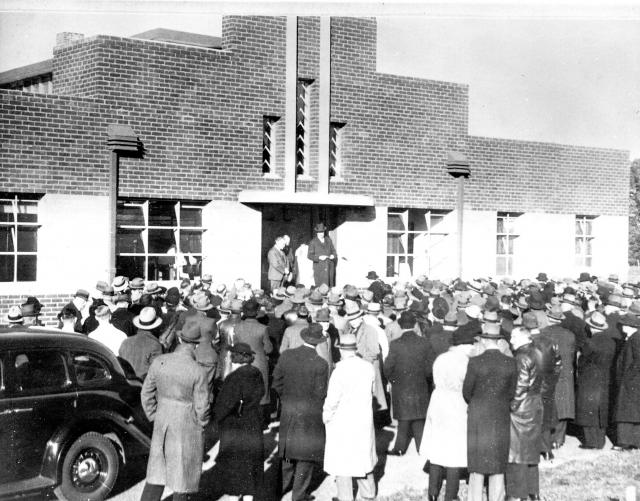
[4,263,640,501]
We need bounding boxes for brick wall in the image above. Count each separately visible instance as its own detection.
[0,15,629,215]
[0,294,71,327]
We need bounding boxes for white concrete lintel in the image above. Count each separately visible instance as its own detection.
[238,190,374,207]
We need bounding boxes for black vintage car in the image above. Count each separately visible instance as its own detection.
[0,327,151,500]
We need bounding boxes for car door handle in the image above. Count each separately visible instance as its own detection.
[13,408,33,414]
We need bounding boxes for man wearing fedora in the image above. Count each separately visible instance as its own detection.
[463,321,517,501]
[140,320,210,501]
[111,292,136,337]
[119,306,164,380]
[366,271,386,304]
[88,305,127,356]
[268,236,290,293]
[384,311,435,456]
[323,333,377,501]
[308,222,337,287]
[273,323,329,501]
[281,306,311,352]
[6,305,24,328]
[57,289,90,333]
[20,296,43,326]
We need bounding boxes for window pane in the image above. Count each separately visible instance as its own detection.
[0,226,13,252]
[497,217,504,233]
[117,228,145,253]
[16,226,37,252]
[14,352,67,393]
[387,233,405,254]
[408,209,428,231]
[117,202,145,226]
[180,207,202,227]
[408,233,415,254]
[72,353,110,384]
[17,255,36,281]
[407,256,414,274]
[16,202,37,223]
[575,219,583,236]
[116,255,145,279]
[585,219,593,236]
[575,238,584,255]
[496,256,506,276]
[148,201,177,227]
[148,229,176,253]
[507,257,513,275]
[148,255,176,281]
[504,216,516,234]
[388,214,405,231]
[180,255,203,279]
[585,257,592,267]
[586,238,593,255]
[508,236,515,254]
[386,256,395,277]
[430,214,445,231]
[0,201,14,223]
[496,236,506,254]
[0,255,14,281]
[180,230,202,254]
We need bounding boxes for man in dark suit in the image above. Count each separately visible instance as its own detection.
[366,271,386,303]
[463,322,517,501]
[273,324,329,501]
[307,222,337,287]
[384,310,435,456]
[57,289,89,333]
[268,236,289,293]
[119,306,164,380]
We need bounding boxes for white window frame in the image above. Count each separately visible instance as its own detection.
[329,122,345,178]
[116,199,206,281]
[0,194,39,282]
[386,208,449,278]
[262,115,280,175]
[296,79,312,176]
[496,212,519,277]
[575,215,596,268]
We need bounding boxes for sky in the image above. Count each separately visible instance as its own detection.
[1,1,639,159]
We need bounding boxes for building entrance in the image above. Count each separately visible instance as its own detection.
[260,204,339,290]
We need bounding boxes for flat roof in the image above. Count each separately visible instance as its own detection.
[0,59,52,86]
[132,28,222,49]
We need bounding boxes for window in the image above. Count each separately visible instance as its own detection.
[329,122,345,178]
[496,212,520,276]
[0,74,53,95]
[262,116,281,174]
[71,353,111,385]
[296,79,313,176]
[116,199,206,281]
[0,194,40,282]
[13,351,69,394]
[386,208,449,277]
[576,215,596,268]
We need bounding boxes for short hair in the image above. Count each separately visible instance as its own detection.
[275,236,284,243]
[398,310,416,329]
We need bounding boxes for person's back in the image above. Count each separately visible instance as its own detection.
[89,321,127,355]
[280,317,308,352]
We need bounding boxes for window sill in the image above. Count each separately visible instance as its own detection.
[330,176,346,183]
[262,173,281,180]
[296,175,315,182]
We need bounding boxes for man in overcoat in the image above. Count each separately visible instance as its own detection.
[119,307,163,380]
[384,310,435,456]
[140,319,210,501]
[541,305,576,448]
[268,236,289,292]
[462,321,517,501]
[307,222,337,287]
[614,313,640,449]
[57,289,89,333]
[506,327,543,501]
[575,311,616,448]
[273,324,329,501]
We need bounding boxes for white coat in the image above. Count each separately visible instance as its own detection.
[420,345,470,467]
[323,355,377,477]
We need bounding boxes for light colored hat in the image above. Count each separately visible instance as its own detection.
[133,306,163,330]
[345,301,363,321]
[112,276,129,292]
[586,311,608,331]
[367,302,381,313]
[7,305,23,323]
[192,294,214,311]
[337,333,358,351]
[482,310,500,323]
[465,304,482,320]
[547,304,565,323]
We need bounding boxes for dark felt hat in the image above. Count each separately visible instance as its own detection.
[301,323,326,345]
[314,222,327,233]
[230,342,255,356]
[452,323,477,345]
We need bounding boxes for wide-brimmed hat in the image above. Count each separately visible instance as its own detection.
[628,300,640,316]
[75,289,90,301]
[191,294,214,311]
[562,293,581,307]
[165,287,181,307]
[482,310,500,323]
[201,273,213,284]
[129,277,145,290]
[465,304,482,320]
[366,271,379,280]
[219,299,232,314]
[133,306,163,330]
[291,289,308,304]
[410,300,429,318]
[453,323,477,345]
[536,272,548,282]
[315,307,331,322]
[607,294,623,309]
[443,310,458,328]
[468,280,482,293]
[21,296,42,317]
[301,323,326,345]
[145,282,165,295]
[318,283,330,296]
[297,305,310,318]
[6,305,23,323]
[313,222,328,233]
[432,297,449,320]
[527,291,545,310]
[609,273,619,283]
[272,287,288,301]
[307,289,324,305]
[179,323,202,343]
[230,342,255,356]
[578,272,592,283]
[619,313,640,329]
[367,302,382,314]
[586,311,608,331]
[102,286,115,297]
[337,333,358,350]
[547,304,565,323]
[112,276,129,292]
[393,295,408,311]
[95,281,110,294]
[522,311,539,330]
[345,301,363,321]
[327,292,343,306]
[481,321,502,338]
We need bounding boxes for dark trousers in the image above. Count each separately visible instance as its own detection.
[393,419,425,454]
[282,458,316,501]
[541,427,553,453]
[582,426,606,448]
[617,422,640,448]
[427,463,461,501]
[553,419,568,446]
[141,483,188,501]
[505,463,539,499]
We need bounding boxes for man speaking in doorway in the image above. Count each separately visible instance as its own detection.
[308,223,337,287]
[268,235,289,292]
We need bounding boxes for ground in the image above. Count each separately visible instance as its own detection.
[107,424,640,501]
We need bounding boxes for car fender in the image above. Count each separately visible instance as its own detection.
[41,409,151,482]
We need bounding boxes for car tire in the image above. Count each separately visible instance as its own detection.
[60,432,119,501]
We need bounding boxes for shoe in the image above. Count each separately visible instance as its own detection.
[579,444,596,450]
[612,445,633,451]
[529,496,541,501]
[386,449,404,456]
[541,451,554,461]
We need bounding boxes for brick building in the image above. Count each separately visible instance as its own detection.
[0,16,630,324]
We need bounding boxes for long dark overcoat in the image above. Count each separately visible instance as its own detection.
[530,331,562,429]
[575,334,616,427]
[384,330,435,420]
[213,364,265,496]
[307,236,337,287]
[560,311,589,351]
[234,317,274,405]
[509,344,543,464]
[462,348,517,474]
[542,324,576,420]
[273,345,328,462]
[141,345,210,492]
[615,331,640,423]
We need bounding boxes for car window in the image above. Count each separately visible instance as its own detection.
[13,351,69,394]
[71,352,111,385]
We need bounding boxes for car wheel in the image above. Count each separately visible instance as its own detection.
[60,432,119,501]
